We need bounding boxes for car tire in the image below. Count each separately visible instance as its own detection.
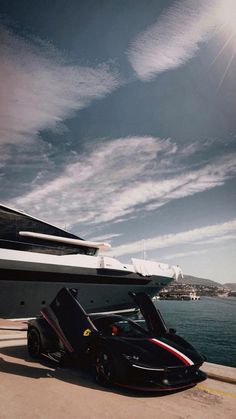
[95,349,116,386]
[27,327,42,358]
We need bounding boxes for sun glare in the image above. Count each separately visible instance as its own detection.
[212,0,236,89]
[218,0,236,34]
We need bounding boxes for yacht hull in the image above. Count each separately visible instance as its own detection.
[0,269,172,318]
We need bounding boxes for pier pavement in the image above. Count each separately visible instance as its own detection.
[0,325,235,419]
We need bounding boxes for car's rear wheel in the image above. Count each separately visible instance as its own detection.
[95,350,115,386]
[27,327,42,358]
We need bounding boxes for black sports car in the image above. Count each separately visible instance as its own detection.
[27,288,207,391]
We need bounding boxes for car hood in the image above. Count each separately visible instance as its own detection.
[109,334,204,368]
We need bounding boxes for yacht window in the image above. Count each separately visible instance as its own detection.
[0,206,96,256]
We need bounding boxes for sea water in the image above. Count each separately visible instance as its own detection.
[153,297,236,368]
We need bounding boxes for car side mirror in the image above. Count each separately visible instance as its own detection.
[169,328,176,334]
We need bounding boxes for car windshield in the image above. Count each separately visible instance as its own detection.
[94,317,148,338]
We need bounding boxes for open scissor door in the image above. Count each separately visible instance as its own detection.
[41,288,97,353]
[129,292,168,336]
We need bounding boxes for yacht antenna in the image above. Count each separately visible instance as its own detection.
[143,240,146,260]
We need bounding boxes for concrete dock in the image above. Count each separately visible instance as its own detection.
[0,326,235,419]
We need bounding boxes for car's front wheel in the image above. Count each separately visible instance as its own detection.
[95,350,115,386]
[27,327,42,358]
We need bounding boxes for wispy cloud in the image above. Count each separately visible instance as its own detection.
[88,233,123,243]
[109,219,236,258]
[196,234,236,246]
[8,136,236,230]
[0,25,120,147]
[163,249,208,260]
[128,0,225,80]
[9,136,174,227]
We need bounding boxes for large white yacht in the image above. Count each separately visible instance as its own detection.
[0,204,183,318]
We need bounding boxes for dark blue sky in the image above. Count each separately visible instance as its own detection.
[0,0,236,282]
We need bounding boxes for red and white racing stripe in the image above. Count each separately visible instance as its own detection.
[149,338,194,366]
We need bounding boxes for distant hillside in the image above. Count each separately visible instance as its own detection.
[179,275,221,287]
[224,283,236,291]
